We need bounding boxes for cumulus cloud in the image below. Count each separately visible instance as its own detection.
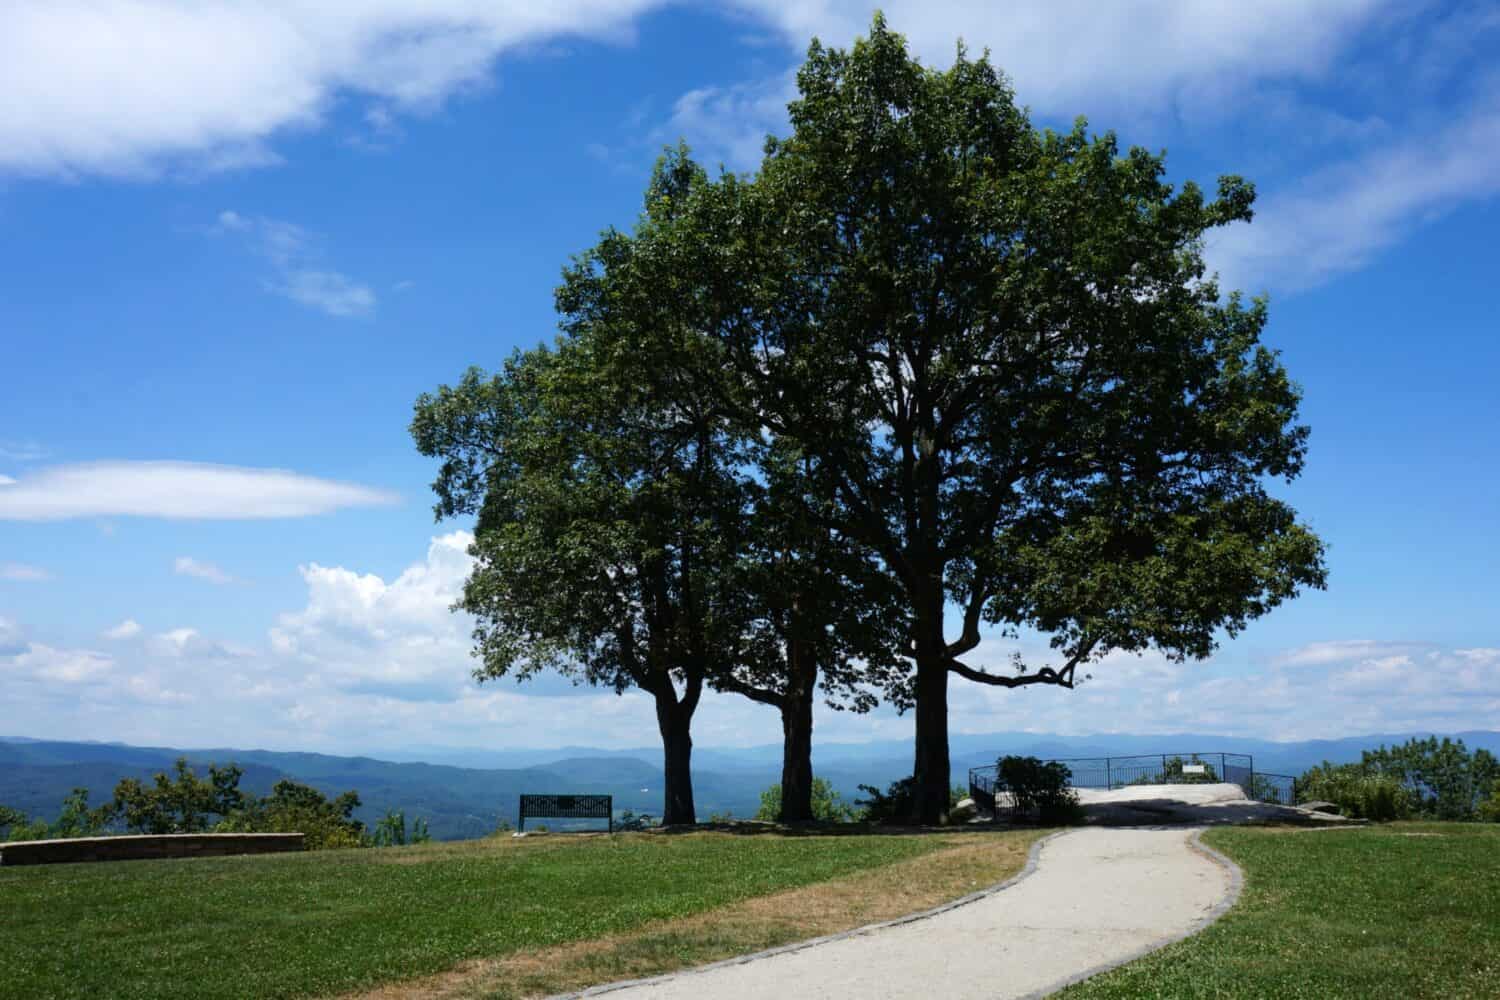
[0,461,398,521]
[270,531,477,701]
[0,1,660,178]
[4,529,1497,750]
[173,556,236,585]
[213,210,376,317]
[103,619,142,640]
[1,562,52,582]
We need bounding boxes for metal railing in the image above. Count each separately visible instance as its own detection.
[968,751,1296,819]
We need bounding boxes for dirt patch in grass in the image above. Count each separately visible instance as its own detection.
[345,829,1042,1000]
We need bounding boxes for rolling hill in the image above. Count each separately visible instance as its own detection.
[4,729,1496,840]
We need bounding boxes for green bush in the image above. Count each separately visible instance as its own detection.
[1297,762,1413,821]
[1478,780,1500,824]
[754,778,858,823]
[1,805,51,843]
[371,809,420,847]
[998,756,1081,823]
[216,780,365,850]
[855,777,1000,824]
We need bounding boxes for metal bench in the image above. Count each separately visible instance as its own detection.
[518,794,613,833]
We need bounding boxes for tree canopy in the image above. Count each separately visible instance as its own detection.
[676,15,1326,821]
[415,14,1326,826]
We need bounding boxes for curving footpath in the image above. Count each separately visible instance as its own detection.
[564,827,1240,1000]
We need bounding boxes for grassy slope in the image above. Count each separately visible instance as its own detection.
[1063,822,1500,999]
[1,831,955,1000]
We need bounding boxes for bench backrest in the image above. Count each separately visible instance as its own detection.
[517,794,613,832]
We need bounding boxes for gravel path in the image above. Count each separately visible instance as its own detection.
[566,827,1239,1000]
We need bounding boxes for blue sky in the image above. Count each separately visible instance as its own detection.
[2,1,1497,754]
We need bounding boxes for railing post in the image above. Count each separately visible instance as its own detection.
[1106,757,1112,789]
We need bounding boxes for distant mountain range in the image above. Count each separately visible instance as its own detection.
[5,730,1497,841]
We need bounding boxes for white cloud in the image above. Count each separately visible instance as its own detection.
[1,562,52,582]
[735,1,1390,118]
[661,72,795,171]
[7,643,114,683]
[213,210,376,317]
[0,476,15,486]
[270,531,477,700]
[0,461,398,521]
[173,556,235,585]
[1209,103,1500,293]
[1272,639,1426,668]
[103,619,142,640]
[0,1,660,178]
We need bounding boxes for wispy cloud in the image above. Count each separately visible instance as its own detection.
[0,441,46,462]
[0,461,398,521]
[1,562,52,582]
[1209,101,1500,294]
[102,619,142,640]
[173,557,235,586]
[214,210,376,317]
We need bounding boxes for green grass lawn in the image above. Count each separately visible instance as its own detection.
[1062,822,1500,999]
[0,831,950,1000]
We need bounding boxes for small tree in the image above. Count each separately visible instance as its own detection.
[1362,737,1499,820]
[221,780,364,850]
[105,758,246,834]
[51,787,109,838]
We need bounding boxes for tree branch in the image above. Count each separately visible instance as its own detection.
[946,637,1099,689]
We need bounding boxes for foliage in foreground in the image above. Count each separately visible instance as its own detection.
[1061,823,1500,999]
[0,831,948,1000]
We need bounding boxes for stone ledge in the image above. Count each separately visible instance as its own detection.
[0,832,305,866]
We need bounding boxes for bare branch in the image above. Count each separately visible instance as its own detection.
[946,637,1099,689]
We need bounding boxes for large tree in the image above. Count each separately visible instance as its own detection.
[711,440,906,822]
[415,152,906,825]
[681,17,1327,823]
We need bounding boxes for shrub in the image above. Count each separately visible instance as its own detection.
[1,806,51,843]
[1297,762,1413,821]
[1478,780,1500,824]
[854,777,917,824]
[855,777,997,824]
[997,756,1081,823]
[616,810,657,831]
[754,778,858,823]
[217,780,365,850]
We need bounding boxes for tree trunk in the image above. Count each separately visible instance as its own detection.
[912,658,951,825]
[655,692,697,826]
[778,675,816,823]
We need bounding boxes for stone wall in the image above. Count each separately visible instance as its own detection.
[0,832,305,866]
